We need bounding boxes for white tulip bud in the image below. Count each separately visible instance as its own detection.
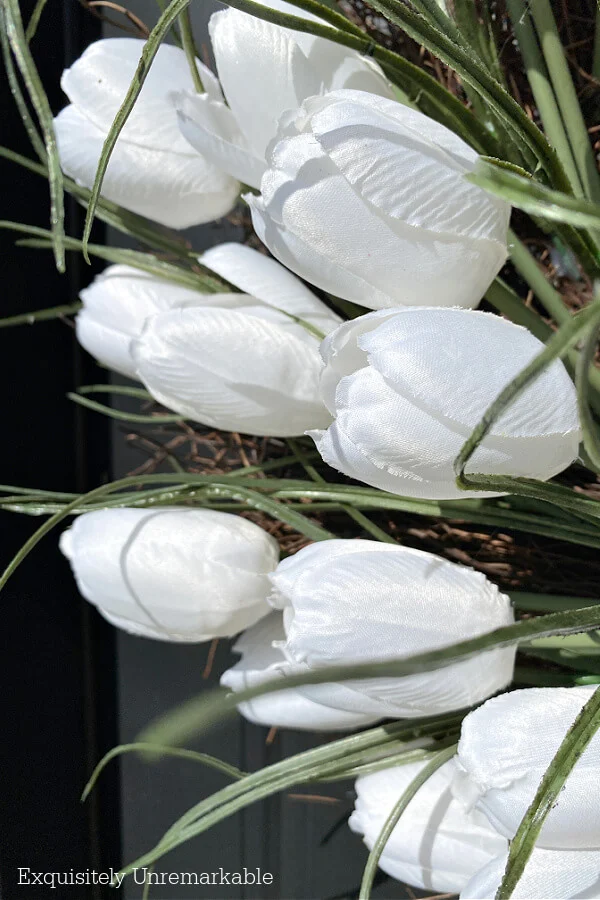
[59,508,279,641]
[220,612,380,731]
[310,307,580,500]
[269,540,515,718]
[77,244,340,384]
[76,264,236,380]
[175,4,394,190]
[248,89,511,309]
[454,687,600,849]
[462,847,600,899]
[349,759,507,893]
[54,39,239,228]
[131,301,334,436]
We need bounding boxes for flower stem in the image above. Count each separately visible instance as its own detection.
[528,0,600,204]
[179,6,204,93]
[506,0,583,197]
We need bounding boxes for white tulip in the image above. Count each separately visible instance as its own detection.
[174,3,394,190]
[77,244,339,383]
[349,759,507,893]
[269,540,515,718]
[131,294,336,435]
[220,612,380,731]
[76,264,235,380]
[310,307,580,501]
[248,89,511,310]
[59,508,279,641]
[462,848,600,899]
[453,687,600,849]
[54,38,239,228]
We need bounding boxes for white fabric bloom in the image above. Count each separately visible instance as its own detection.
[77,244,339,383]
[269,540,515,718]
[76,264,233,380]
[54,38,239,228]
[454,687,600,849]
[221,612,380,731]
[349,759,507,893]
[59,508,279,641]
[310,307,580,500]
[131,252,340,435]
[462,848,600,899]
[248,89,511,309]
[174,2,393,190]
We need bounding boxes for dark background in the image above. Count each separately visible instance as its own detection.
[0,2,121,898]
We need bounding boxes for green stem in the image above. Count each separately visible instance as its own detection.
[366,0,569,189]
[0,10,45,159]
[506,0,583,197]
[82,743,244,802]
[4,0,65,271]
[525,632,600,653]
[0,145,201,260]
[179,7,204,92]
[25,0,47,41]
[0,474,335,596]
[287,439,397,543]
[485,277,552,342]
[511,592,599,612]
[509,231,570,324]
[0,220,224,292]
[120,720,460,877]
[67,392,187,424]
[0,303,81,327]
[577,318,600,470]
[529,0,600,204]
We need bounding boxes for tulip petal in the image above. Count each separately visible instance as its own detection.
[455,687,600,849]
[210,9,321,159]
[462,848,600,899]
[303,44,395,97]
[61,37,221,153]
[307,91,508,242]
[350,759,507,894]
[273,539,514,714]
[257,133,501,309]
[318,310,399,412]
[54,105,240,229]
[360,308,580,439]
[249,193,394,310]
[77,264,244,379]
[175,90,266,189]
[132,307,332,437]
[221,613,380,731]
[201,241,341,332]
[317,367,515,499]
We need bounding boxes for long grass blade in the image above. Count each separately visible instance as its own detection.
[0,220,225,292]
[3,0,65,270]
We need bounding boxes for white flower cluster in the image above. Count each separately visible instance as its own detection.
[54,2,591,897]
